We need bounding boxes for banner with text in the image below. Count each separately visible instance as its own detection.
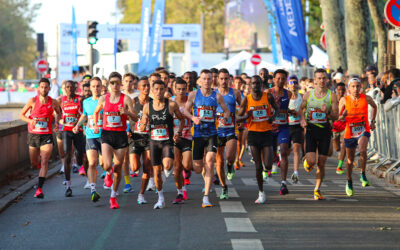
[137,0,152,74]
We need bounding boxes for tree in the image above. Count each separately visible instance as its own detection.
[0,0,40,78]
[367,0,387,73]
[320,0,347,71]
[345,0,373,75]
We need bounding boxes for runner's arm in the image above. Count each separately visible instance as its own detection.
[366,95,377,123]
[139,103,149,132]
[236,97,248,122]
[267,93,279,119]
[93,96,105,131]
[52,99,62,126]
[329,94,339,121]
[299,92,310,128]
[19,98,34,125]
[184,91,196,122]
[216,93,231,120]
[124,95,138,122]
[234,89,242,107]
[171,101,184,135]
[338,97,347,120]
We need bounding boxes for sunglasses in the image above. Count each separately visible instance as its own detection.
[109,80,121,85]
[288,80,298,85]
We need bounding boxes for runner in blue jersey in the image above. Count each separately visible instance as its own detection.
[215,68,242,200]
[266,69,292,196]
[73,77,103,202]
[184,69,230,208]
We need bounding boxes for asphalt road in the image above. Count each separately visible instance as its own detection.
[0,151,399,250]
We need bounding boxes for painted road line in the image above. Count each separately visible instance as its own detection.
[231,239,264,250]
[288,179,312,186]
[215,187,239,198]
[219,201,247,213]
[332,180,376,189]
[224,218,257,232]
[295,197,358,202]
[241,177,280,186]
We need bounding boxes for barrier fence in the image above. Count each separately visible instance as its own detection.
[367,88,400,178]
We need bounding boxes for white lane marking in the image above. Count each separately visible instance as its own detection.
[295,197,358,202]
[224,218,257,232]
[289,180,312,186]
[231,239,264,250]
[383,187,400,196]
[219,201,247,213]
[331,180,376,189]
[215,187,239,198]
[241,177,280,186]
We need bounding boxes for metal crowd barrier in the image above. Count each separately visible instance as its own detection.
[367,88,400,176]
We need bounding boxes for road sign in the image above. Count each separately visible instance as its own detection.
[385,0,400,28]
[388,29,400,41]
[250,54,261,66]
[36,59,49,73]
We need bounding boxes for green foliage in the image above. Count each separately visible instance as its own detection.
[0,0,40,78]
[302,0,322,46]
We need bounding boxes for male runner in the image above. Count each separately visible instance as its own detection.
[184,69,230,207]
[215,68,242,200]
[338,78,377,196]
[19,78,61,198]
[237,75,278,204]
[171,77,193,202]
[130,77,153,205]
[332,82,347,174]
[73,77,103,202]
[93,72,137,209]
[300,68,338,200]
[233,77,246,170]
[267,70,292,195]
[140,79,184,209]
[57,80,85,197]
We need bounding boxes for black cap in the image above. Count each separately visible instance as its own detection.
[365,65,377,73]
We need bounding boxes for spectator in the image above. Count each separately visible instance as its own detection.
[384,81,400,112]
[299,77,308,94]
[381,68,400,104]
[49,78,60,99]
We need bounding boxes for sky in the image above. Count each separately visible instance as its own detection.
[30,0,120,56]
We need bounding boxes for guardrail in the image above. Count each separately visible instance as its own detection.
[367,88,400,179]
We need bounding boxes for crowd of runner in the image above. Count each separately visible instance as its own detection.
[19,66,379,209]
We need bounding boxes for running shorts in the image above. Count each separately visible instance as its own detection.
[150,140,174,166]
[247,131,273,149]
[101,130,128,150]
[192,135,218,160]
[174,138,192,152]
[27,133,53,148]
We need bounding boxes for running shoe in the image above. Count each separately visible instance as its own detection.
[182,170,192,179]
[238,160,245,168]
[360,174,370,187]
[255,191,266,204]
[250,158,255,164]
[184,179,191,185]
[262,171,269,180]
[219,187,229,200]
[72,165,79,173]
[153,200,165,209]
[123,184,134,193]
[313,190,324,200]
[34,188,44,199]
[146,178,156,191]
[100,170,107,179]
[37,161,41,169]
[137,194,147,205]
[91,191,100,202]
[65,187,72,197]
[84,180,90,189]
[346,180,354,196]
[59,165,64,175]
[267,171,272,177]
[130,171,138,177]
[62,179,67,185]
[291,173,299,184]
[104,169,113,188]
[79,166,86,176]
[110,197,119,209]
[202,197,213,208]
[182,190,188,200]
[271,164,278,174]
[164,169,172,178]
[227,170,235,181]
[103,183,111,190]
[304,159,314,172]
[280,183,289,195]
[234,161,240,170]
[336,167,345,175]
[212,174,220,185]
[173,194,184,204]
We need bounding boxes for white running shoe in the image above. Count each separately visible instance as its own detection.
[103,183,111,190]
[146,178,156,191]
[255,191,266,204]
[153,199,165,209]
[271,164,278,174]
[137,194,147,205]
[201,196,213,207]
[84,180,90,189]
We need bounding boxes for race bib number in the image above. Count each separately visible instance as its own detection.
[105,113,122,128]
[289,115,300,125]
[151,125,169,141]
[251,106,268,122]
[217,113,234,128]
[197,106,214,122]
[88,116,102,129]
[134,121,149,134]
[310,108,327,123]
[64,115,77,127]
[33,118,49,132]
[274,111,288,125]
[350,122,365,138]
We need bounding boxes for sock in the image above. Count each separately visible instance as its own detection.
[294,171,298,175]
[124,175,130,185]
[337,160,343,168]
[177,189,183,195]
[227,163,233,173]
[158,189,164,200]
[111,190,117,198]
[90,183,96,192]
[314,187,319,192]
[281,180,287,185]
[66,180,71,188]
[38,177,45,188]
[203,195,209,204]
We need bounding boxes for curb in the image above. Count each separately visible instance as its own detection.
[367,164,400,185]
[0,160,61,213]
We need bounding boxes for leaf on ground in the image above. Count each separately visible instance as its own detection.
[23,221,30,226]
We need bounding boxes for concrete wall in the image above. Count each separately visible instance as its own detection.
[0,121,30,181]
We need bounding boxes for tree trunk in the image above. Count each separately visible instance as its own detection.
[345,0,373,75]
[320,0,347,71]
[367,0,387,73]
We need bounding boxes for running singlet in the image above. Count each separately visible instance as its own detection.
[270,89,289,127]
[193,90,218,137]
[28,95,53,134]
[149,99,174,141]
[344,94,370,139]
[171,96,192,140]
[83,97,103,139]
[132,97,150,135]
[288,92,302,125]
[246,92,272,132]
[61,95,82,132]
[102,93,127,132]
[216,88,236,136]
[305,89,332,125]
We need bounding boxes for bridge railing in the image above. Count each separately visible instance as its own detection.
[367,88,400,179]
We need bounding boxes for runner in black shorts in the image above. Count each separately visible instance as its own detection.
[140,79,184,209]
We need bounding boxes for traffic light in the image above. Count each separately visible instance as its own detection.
[87,21,98,45]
